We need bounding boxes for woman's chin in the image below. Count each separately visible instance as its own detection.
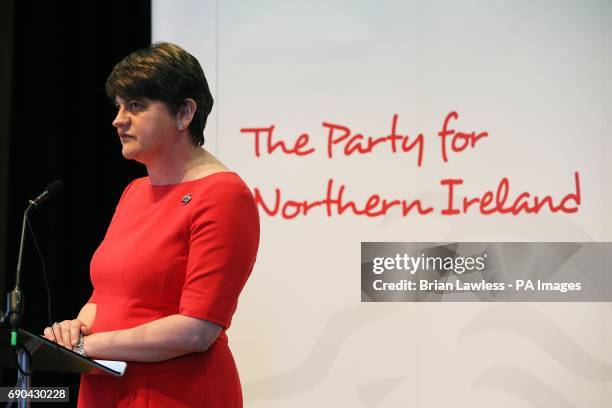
[121,146,139,160]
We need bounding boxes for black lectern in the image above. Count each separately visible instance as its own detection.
[0,328,126,407]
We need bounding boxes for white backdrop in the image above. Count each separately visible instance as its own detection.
[153,1,612,406]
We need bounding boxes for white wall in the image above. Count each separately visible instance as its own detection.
[153,1,612,406]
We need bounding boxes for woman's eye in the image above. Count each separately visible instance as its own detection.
[129,102,142,110]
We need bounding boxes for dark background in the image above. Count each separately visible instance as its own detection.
[0,0,151,404]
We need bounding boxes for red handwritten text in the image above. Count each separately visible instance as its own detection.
[240,125,315,157]
[438,111,488,162]
[254,178,434,219]
[440,172,581,215]
[323,114,424,166]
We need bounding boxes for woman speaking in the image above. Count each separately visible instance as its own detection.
[43,42,260,407]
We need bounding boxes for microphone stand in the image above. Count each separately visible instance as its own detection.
[6,203,33,345]
[2,203,35,408]
[5,191,54,340]
[0,181,62,408]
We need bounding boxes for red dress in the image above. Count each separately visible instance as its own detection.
[77,172,260,407]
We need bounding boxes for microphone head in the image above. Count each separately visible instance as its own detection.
[45,179,64,198]
[29,179,65,208]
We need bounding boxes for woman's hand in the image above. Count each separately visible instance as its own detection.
[43,319,92,349]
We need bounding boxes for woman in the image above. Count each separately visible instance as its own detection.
[43,42,260,407]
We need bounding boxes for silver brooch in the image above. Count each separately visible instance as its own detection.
[181,193,192,205]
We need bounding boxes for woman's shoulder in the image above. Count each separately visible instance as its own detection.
[191,171,253,199]
[118,176,148,199]
[188,171,259,224]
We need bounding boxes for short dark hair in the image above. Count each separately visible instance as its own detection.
[105,42,213,146]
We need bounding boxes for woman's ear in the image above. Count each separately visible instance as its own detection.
[177,98,197,130]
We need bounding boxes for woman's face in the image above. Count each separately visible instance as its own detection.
[112,96,178,164]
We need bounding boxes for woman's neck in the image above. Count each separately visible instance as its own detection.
[146,145,215,186]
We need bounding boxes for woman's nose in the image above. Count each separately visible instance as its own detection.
[112,108,129,128]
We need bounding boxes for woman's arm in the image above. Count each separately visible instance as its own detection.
[83,314,222,362]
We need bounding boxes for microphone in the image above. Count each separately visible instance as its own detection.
[28,179,64,208]
[19,179,64,284]
[4,179,65,346]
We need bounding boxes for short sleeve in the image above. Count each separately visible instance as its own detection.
[179,178,260,328]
